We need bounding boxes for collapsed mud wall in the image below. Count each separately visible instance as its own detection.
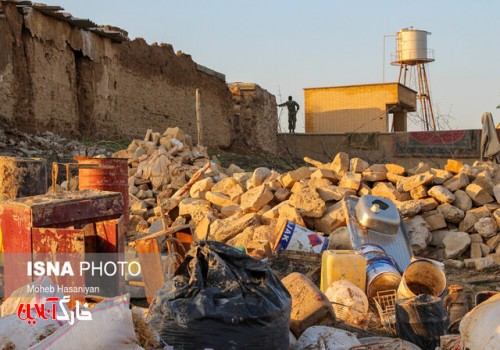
[228,83,278,154]
[0,3,234,148]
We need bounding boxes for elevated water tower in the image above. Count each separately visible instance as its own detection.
[392,28,436,131]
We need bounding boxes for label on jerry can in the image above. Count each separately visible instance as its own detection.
[274,221,329,254]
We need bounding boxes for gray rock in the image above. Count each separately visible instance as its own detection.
[442,231,471,259]
[405,216,431,253]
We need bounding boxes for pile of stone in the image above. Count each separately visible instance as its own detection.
[113,127,215,235]
[0,128,110,159]
[134,145,499,269]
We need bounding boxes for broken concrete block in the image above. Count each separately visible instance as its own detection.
[253,224,278,242]
[474,217,498,238]
[308,177,332,189]
[430,230,448,248]
[470,242,482,259]
[422,210,447,231]
[311,169,337,182]
[371,182,400,201]
[428,185,455,204]
[362,164,388,182]
[473,171,494,196]
[129,185,139,196]
[240,184,274,212]
[459,206,491,232]
[387,173,406,187]
[281,272,334,337]
[488,253,500,263]
[469,233,483,243]
[410,185,427,200]
[493,184,500,204]
[246,240,273,259]
[408,162,431,175]
[442,231,471,259]
[453,190,473,212]
[221,204,242,218]
[331,152,349,177]
[339,172,361,191]
[493,208,500,228]
[278,203,306,227]
[480,243,491,257]
[205,191,234,207]
[437,203,465,224]
[250,167,271,188]
[358,183,371,196]
[210,213,258,242]
[417,197,439,212]
[466,183,494,206]
[487,234,500,250]
[430,168,453,185]
[485,202,500,212]
[275,187,291,202]
[211,177,245,201]
[316,185,343,202]
[261,201,290,224]
[394,200,421,217]
[405,215,431,253]
[458,163,479,180]
[443,259,465,269]
[291,181,306,194]
[179,198,212,224]
[474,256,497,270]
[282,167,312,189]
[226,226,255,247]
[463,258,478,268]
[350,158,369,173]
[327,227,353,250]
[337,187,357,197]
[444,173,469,192]
[385,163,406,175]
[314,201,346,234]
[289,187,326,218]
[189,177,214,199]
[402,171,434,192]
[444,159,464,174]
[225,164,244,177]
[130,201,148,216]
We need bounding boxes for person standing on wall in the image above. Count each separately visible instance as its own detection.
[279,96,300,133]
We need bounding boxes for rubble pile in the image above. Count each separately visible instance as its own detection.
[130,138,500,268]
[0,128,111,159]
[112,127,216,236]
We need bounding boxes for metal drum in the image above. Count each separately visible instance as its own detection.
[75,157,129,228]
[357,244,402,300]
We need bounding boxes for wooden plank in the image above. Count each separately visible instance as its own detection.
[136,238,165,303]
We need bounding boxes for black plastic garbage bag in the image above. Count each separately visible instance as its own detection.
[396,294,449,350]
[147,241,292,350]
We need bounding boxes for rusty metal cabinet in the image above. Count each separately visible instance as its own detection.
[0,190,124,299]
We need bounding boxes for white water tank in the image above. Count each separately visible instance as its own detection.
[394,28,434,64]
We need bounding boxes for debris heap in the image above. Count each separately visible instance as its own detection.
[118,129,499,268]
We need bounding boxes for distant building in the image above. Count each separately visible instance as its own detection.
[304,83,417,133]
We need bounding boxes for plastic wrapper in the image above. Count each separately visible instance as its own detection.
[147,241,291,350]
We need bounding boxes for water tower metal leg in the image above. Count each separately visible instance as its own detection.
[422,65,436,130]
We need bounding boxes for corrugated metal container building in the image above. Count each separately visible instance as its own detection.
[304,83,417,133]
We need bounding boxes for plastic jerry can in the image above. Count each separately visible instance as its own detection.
[320,250,367,293]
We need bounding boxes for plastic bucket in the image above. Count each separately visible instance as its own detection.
[365,256,402,300]
[397,259,447,300]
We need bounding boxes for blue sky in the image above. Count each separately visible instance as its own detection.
[44,0,500,132]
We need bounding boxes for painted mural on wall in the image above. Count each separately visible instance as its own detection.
[393,130,480,158]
